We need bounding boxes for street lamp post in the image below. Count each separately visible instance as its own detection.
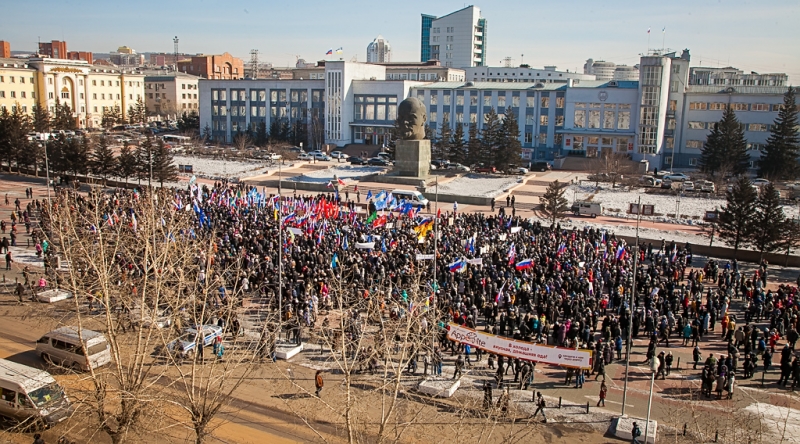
[432,176,439,354]
[644,355,660,443]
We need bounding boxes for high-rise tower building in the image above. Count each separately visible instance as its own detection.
[367,35,391,63]
[420,5,486,68]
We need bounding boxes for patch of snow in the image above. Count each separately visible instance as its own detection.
[172,156,271,180]
[570,184,800,224]
[428,174,523,198]
[286,166,386,184]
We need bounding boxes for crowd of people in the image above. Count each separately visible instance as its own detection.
[29,179,800,412]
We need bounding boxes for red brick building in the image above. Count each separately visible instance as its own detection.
[178,52,244,79]
[37,40,92,63]
[0,41,10,58]
[67,51,93,64]
[38,40,67,58]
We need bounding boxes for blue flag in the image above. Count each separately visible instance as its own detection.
[366,190,373,200]
[381,238,387,253]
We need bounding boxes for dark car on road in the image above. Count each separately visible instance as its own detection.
[348,156,367,165]
[531,161,552,172]
[367,157,390,166]
[474,165,496,174]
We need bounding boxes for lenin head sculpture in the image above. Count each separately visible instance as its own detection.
[397,97,427,140]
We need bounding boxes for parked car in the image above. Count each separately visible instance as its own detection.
[36,327,112,372]
[0,359,74,428]
[530,161,552,172]
[297,153,313,160]
[475,165,496,174]
[516,167,529,174]
[786,182,800,191]
[664,172,690,182]
[640,175,662,188]
[698,180,716,193]
[571,201,602,218]
[682,181,695,192]
[265,152,282,160]
[376,152,393,161]
[431,160,450,169]
[347,156,367,165]
[330,151,348,159]
[367,157,390,166]
[752,178,770,187]
[289,146,304,153]
[160,325,223,359]
[450,163,470,172]
[661,178,673,189]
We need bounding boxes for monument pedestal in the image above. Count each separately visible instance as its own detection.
[394,139,431,178]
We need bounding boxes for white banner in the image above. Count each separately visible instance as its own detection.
[355,242,375,249]
[287,227,304,236]
[416,254,434,260]
[510,226,522,234]
[466,258,483,265]
[446,323,593,369]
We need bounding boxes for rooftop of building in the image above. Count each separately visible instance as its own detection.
[685,85,795,95]
[427,4,481,21]
[0,57,33,68]
[413,79,639,91]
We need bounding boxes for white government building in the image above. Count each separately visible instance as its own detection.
[198,50,794,171]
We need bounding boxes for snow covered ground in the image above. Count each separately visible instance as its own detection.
[172,156,273,180]
[286,166,386,184]
[428,174,523,197]
[569,183,800,225]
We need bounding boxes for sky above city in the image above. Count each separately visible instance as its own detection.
[4,0,799,80]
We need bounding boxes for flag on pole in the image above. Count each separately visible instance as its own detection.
[647,28,651,34]
[335,47,343,54]
[495,282,506,304]
[337,178,347,187]
[331,253,339,269]
[366,190,373,200]
[515,259,534,270]
[448,259,466,273]
[616,245,627,261]
[662,27,666,33]
[326,49,333,55]
[507,243,516,264]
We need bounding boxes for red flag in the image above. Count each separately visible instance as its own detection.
[437,208,441,218]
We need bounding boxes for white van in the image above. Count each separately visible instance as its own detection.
[391,189,429,208]
[36,327,112,372]
[570,201,602,218]
[0,359,73,427]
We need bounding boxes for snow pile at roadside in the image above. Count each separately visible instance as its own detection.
[570,184,800,224]
[428,174,523,197]
[286,166,386,183]
[172,156,270,179]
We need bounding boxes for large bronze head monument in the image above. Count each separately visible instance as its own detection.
[397,97,427,140]
[393,97,431,178]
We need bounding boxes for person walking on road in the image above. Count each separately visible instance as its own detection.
[597,381,607,407]
[532,392,547,423]
[632,422,642,444]
[315,370,324,397]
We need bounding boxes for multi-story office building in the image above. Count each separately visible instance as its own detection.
[689,66,787,87]
[196,51,794,172]
[178,53,244,80]
[199,61,424,146]
[584,59,640,82]
[0,58,38,115]
[110,46,144,67]
[0,42,11,59]
[381,61,465,82]
[143,72,201,119]
[420,6,487,67]
[464,65,594,83]
[0,57,145,127]
[366,36,391,63]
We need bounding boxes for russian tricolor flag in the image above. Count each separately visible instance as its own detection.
[449,259,466,273]
[616,246,626,261]
[515,259,534,270]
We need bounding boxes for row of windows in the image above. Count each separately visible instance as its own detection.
[571,136,631,153]
[574,110,631,130]
[686,121,771,132]
[211,89,324,103]
[689,102,779,112]
[0,91,34,99]
[421,92,565,109]
[0,76,34,84]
